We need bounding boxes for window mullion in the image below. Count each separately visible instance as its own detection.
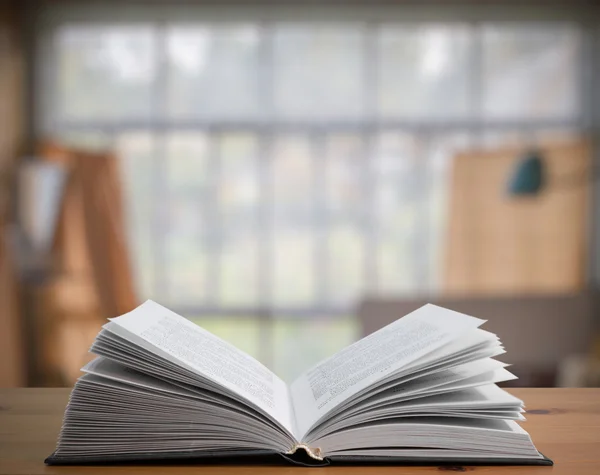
[579,24,595,132]
[415,132,431,293]
[313,132,328,307]
[363,22,379,291]
[258,23,275,309]
[257,22,275,368]
[469,22,484,146]
[152,23,169,302]
[205,131,222,308]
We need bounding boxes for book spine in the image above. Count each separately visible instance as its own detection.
[286,444,324,461]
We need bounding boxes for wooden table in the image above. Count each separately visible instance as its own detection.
[1,388,599,474]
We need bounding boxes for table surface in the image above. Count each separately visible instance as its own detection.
[1,388,599,474]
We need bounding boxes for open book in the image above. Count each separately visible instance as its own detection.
[46,301,551,466]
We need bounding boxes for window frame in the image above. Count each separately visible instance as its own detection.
[31,3,600,345]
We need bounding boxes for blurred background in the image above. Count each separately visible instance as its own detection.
[1,0,600,388]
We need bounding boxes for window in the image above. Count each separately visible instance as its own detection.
[38,5,591,381]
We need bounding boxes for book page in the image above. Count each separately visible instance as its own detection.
[315,417,540,459]
[290,304,485,439]
[78,359,294,453]
[105,300,294,435]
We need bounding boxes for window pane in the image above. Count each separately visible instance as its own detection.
[166,25,260,119]
[116,132,156,299]
[426,133,471,290]
[373,132,424,294]
[219,133,260,228]
[164,133,211,305]
[378,25,472,119]
[324,135,365,215]
[327,225,363,305]
[272,317,357,382]
[57,131,111,151]
[324,135,365,305]
[219,231,260,306]
[218,133,260,306]
[271,136,315,306]
[272,135,313,217]
[273,26,363,119]
[482,25,579,119]
[56,26,156,121]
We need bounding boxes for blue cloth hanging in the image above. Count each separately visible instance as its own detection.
[507,150,545,196]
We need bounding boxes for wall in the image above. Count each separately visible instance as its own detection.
[0,1,25,387]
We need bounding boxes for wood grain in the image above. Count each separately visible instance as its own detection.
[1,388,600,474]
[444,139,590,295]
[26,144,139,386]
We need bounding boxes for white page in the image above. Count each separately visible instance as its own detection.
[105,300,294,436]
[307,362,516,440]
[339,359,508,414]
[82,357,199,399]
[313,417,539,456]
[290,304,485,439]
[65,372,292,453]
[81,358,294,440]
[312,330,505,424]
[328,448,540,459]
[397,329,500,376]
[392,384,524,409]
